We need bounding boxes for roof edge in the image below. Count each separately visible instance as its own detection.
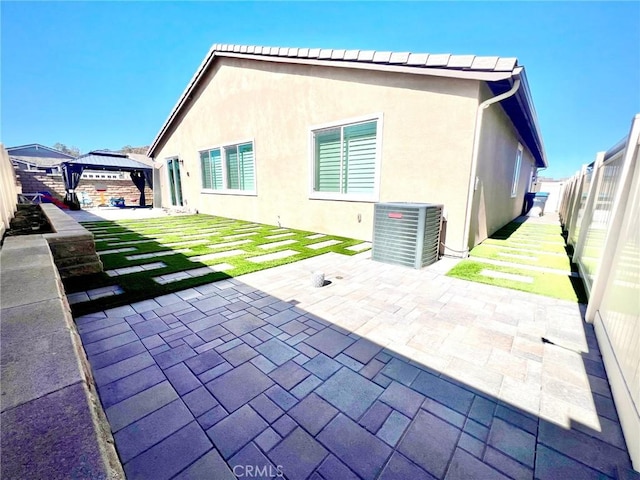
[6,143,76,158]
[148,44,521,158]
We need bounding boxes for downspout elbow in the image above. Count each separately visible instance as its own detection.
[461,75,522,256]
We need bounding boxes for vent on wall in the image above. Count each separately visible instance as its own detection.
[372,202,444,269]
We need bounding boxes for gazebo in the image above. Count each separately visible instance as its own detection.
[60,151,153,210]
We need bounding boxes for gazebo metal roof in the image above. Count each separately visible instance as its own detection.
[62,151,152,172]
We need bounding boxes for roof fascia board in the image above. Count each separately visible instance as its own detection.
[513,71,547,167]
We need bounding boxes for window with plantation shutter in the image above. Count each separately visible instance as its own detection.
[225,145,239,189]
[200,149,223,190]
[210,149,223,189]
[238,143,255,191]
[199,141,255,195]
[343,121,377,194]
[311,116,381,201]
[200,151,212,189]
[315,128,341,192]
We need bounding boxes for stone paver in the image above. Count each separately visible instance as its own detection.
[316,367,383,420]
[206,363,274,412]
[307,239,343,250]
[289,393,339,435]
[269,427,328,479]
[319,413,392,479]
[247,249,300,263]
[206,404,267,459]
[154,264,234,285]
[72,245,633,479]
[205,239,252,249]
[346,241,372,252]
[112,261,166,275]
[222,232,259,240]
[125,249,190,261]
[82,286,120,303]
[98,247,137,255]
[264,232,295,239]
[255,338,298,365]
[258,239,298,249]
[190,249,246,262]
[480,269,534,284]
[304,327,355,357]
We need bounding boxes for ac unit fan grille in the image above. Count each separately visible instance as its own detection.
[372,203,443,269]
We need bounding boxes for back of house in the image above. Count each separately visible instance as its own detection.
[148,44,546,256]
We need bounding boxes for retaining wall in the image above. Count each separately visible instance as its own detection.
[41,203,103,278]
[0,235,123,479]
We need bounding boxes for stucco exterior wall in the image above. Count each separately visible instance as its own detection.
[154,57,480,246]
[469,83,537,247]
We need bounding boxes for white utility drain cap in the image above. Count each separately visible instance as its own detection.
[311,271,325,288]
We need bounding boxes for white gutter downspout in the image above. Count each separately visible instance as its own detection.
[461,70,522,256]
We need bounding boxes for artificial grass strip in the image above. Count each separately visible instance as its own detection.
[446,218,586,303]
[480,237,568,254]
[469,244,574,272]
[66,214,370,316]
[447,260,587,303]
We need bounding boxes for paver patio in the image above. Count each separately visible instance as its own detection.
[74,246,634,479]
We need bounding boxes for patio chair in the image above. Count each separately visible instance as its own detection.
[79,191,93,207]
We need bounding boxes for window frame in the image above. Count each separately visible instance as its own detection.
[199,138,257,196]
[308,113,383,202]
[511,143,523,198]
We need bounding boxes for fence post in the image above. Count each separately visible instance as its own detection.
[566,165,588,244]
[585,114,640,322]
[560,175,578,226]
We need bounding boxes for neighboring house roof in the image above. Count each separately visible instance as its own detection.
[148,43,546,168]
[8,143,75,168]
[64,151,152,172]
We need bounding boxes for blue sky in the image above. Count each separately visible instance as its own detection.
[1,1,638,179]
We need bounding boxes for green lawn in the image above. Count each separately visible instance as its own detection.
[65,214,370,315]
[447,221,587,303]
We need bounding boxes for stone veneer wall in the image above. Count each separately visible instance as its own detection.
[18,170,153,206]
[40,204,103,278]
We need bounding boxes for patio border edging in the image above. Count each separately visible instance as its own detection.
[0,235,124,479]
[41,203,103,278]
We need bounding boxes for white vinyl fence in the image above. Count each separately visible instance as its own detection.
[0,144,19,238]
[559,114,640,470]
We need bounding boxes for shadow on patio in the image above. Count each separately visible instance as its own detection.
[64,213,369,316]
[70,249,634,480]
